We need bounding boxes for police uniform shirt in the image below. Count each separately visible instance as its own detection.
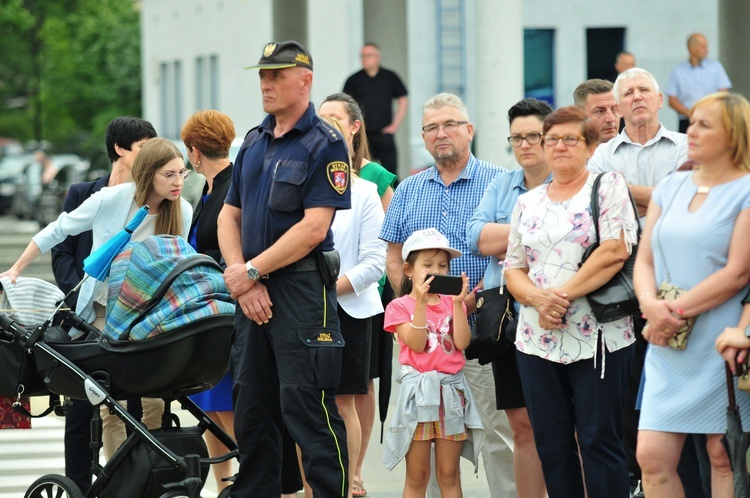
[225,103,351,260]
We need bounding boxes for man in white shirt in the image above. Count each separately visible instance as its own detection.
[588,68,688,217]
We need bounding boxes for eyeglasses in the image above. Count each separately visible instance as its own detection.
[422,120,468,136]
[158,169,191,183]
[507,133,542,147]
[542,135,587,147]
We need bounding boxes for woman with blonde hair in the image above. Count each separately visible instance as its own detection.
[0,137,193,458]
[320,93,396,496]
[635,92,750,497]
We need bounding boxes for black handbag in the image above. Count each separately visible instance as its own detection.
[580,173,641,323]
[465,286,517,365]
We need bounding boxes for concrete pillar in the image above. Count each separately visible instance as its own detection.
[718,0,750,99]
[363,0,411,176]
[307,0,363,106]
[273,0,308,45]
[474,0,523,168]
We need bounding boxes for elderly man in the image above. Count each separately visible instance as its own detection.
[667,33,731,133]
[588,68,687,216]
[344,42,408,176]
[587,67,708,498]
[380,93,517,498]
[219,41,351,497]
[574,78,620,144]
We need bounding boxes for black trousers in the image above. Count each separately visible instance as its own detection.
[679,118,690,134]
[517,346,632,498]
[366,132,398,177]
[230,271,348,497]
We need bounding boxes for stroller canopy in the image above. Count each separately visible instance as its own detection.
[103,235,235,341]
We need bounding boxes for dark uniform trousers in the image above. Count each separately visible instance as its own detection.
[230,270,348,497]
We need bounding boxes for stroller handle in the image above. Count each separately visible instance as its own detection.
[0,314,25,342]
[59,309,101,339]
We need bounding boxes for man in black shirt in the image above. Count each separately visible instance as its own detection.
[343,43,407,177]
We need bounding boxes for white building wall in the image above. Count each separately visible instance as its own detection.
[141,0,275,139]
[141,0,720,156]
[523,0,721,131]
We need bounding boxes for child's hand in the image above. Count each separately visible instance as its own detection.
[453,272,470,304]
[413,269,433,304]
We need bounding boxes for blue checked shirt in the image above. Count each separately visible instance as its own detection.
[380,154,505,323]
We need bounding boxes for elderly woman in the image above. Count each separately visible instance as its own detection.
[636,92,750,498]
[466,97,552,498]
[504,106,637,498]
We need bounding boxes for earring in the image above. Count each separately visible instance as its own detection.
[195,161,201,168]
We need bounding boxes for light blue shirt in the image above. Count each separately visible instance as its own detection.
[587,125,688,188]
[466,168,552,288]
[666,59,732,118]
[380,154,504,291]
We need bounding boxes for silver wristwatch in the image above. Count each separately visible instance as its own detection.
[246,261,261,281]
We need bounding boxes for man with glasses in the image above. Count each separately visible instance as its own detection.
[343,43,408,177]
[574,78,620,144]
[380,93,518,498]
[586,68,706,498]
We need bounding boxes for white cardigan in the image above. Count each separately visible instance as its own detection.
[33,182,192,323]
[331,178,386,319]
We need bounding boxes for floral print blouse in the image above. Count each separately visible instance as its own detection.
[504,172,638,364]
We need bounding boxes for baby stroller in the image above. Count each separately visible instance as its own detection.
[0,235,238,498]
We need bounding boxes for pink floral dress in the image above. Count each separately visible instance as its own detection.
[504,172,638,364]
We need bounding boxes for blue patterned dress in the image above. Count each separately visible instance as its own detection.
[639,172,750,433]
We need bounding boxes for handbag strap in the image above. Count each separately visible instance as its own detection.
[589,173,642,246]
[654,173,691,282]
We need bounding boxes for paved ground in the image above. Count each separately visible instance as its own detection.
[0,216,493,497]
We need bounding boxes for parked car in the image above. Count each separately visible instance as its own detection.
[12,153,90,225]
[0,153,37,215]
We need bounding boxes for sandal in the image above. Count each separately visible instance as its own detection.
[352,479,367,497]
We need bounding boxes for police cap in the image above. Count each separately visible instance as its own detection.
[244,40,313,71]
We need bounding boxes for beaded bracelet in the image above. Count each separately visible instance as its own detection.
[410,322,429,330]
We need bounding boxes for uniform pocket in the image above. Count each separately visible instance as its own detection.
[269,160,308,211]
[298,327,345,390]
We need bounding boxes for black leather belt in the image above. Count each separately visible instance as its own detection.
[264,256,319,278]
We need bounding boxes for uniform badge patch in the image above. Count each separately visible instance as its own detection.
[326,161,349,195]
[263,43,276,57]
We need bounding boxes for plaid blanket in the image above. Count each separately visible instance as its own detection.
[102,236,235,340]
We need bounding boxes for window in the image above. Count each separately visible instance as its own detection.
[173,60,183,138]
[209,55,219,109]
[195,56,205,109]
[586,28,625,82]
[160,62,172,137]
[524,29,555,107]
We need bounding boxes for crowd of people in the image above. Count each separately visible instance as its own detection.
[2,31,750,498]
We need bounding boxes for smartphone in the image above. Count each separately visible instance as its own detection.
[426,274,464,295]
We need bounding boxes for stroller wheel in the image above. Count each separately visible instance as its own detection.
[24,474,83,498]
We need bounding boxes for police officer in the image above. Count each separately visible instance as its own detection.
[218,40,351,497]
